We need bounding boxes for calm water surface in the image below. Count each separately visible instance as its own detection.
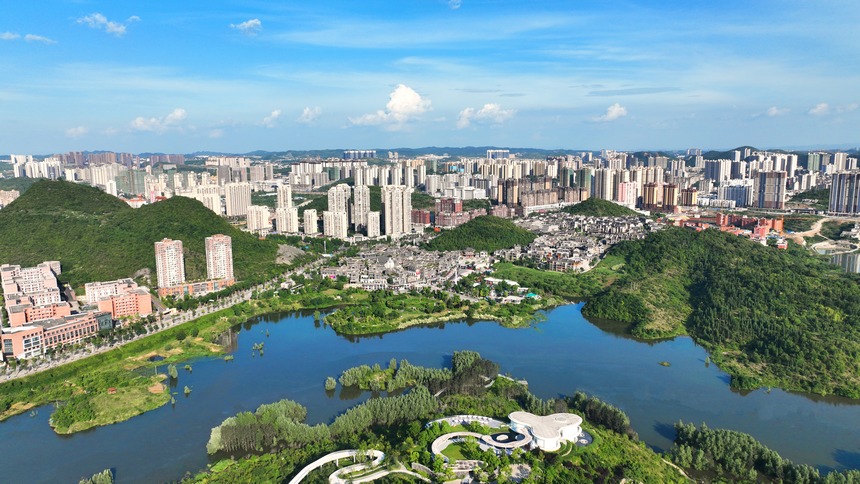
[2,304,859,483]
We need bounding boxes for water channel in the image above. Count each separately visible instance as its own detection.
[2,304,859,483]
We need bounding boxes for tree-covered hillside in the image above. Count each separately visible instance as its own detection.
[582,228,860,397]
[426,216,536,252]
[0,180,282,288]
[562,198,639,217]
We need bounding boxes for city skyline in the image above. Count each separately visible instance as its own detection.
[1,1,859,153]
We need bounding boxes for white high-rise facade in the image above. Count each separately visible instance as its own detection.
[381,185,413,237]
[367,211,381,237]
[275,207,300,234]
[277,184,292,209]
[304,209,319,235]
[154,238,186,288]
[225,182,252,217]
[327,184,351,214]
[205,234,234,281]
[323,211,348,239]
[352,185,371,230]
[246,205,271,235]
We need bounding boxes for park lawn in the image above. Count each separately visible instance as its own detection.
[441,442,469,462]
[54,375,171,434]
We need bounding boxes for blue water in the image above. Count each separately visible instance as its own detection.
[1,304,859,483]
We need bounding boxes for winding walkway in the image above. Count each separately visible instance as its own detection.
[288,449,384,484]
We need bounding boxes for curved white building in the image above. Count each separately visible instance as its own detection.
[508,411,583,451]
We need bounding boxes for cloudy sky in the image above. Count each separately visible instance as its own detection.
[1,0,859,153]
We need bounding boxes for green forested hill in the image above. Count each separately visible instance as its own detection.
[0,180,282,288]
[582,228,860,397]
[562,198,639,217]
[426,216,536,252]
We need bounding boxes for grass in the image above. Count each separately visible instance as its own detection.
[441,442,469,461]
[54,375,171,434]
[781,214,823,233]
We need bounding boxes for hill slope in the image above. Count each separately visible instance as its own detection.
[426,216,536,252]
[0,180,282,288]
[563,198,639,217]
[582,228,860,397]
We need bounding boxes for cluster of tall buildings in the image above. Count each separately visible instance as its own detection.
[154,235,235,298]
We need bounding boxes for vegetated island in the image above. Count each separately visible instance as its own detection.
[195,351,860,483]
[198,351,685,483]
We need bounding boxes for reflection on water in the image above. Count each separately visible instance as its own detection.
[832,252,860,273]
[1,304,859,483]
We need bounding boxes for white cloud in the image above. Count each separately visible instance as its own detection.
[766,106,789,117]
[593,103,628,122]
[837,103,858,114]
[102,127,119,136]
[209,129,224,139]
[77,13,139,37]
[231,19,262,36]
[456,103,516,128]
[261,109,282,128]
[448,0,462,9]
[130,108,187,133]
[349,84,431,130]
[24,34,56,44]
[0,32,20,40]
[808,103,829,116]
[65,126,88,138]
[297,106,321,124]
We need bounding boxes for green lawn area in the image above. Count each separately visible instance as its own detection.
[441,442,469,461]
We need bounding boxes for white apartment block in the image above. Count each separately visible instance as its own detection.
[205,234,234,280]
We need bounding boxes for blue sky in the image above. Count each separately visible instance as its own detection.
[1,0,858,153]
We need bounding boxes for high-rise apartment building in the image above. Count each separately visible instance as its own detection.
[246,205,271,236]
[276,184,292,209]
[225,182,252,217]
[367,211,381,237]
[304,209,319,235]
[352,185,371,230]
[327,184,351,214]
[275,207,300,234]
[704,159,732,182]
[205,234,234,281]
[323,211,349,239]
[754,171,787,209]
[381,185,413,237]
[830,171,860,214]
[154,239,186,288]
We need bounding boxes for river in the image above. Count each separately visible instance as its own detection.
[2,304,859,483]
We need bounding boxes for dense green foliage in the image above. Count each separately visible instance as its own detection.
[196,353,685,484]
[0,180,282,287]
[670,422,860,483]
[584,227,860,396]
[567,391,638,440]
[491,261,616,299]
[425,216,536,252]
[0,177,38,193]
[78,469,114,484]
[562,197,639,217]
[337,351,498,396]
[790,187,830,211]
[820,220,855,240]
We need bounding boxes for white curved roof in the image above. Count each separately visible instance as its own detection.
[508,412,582,440]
